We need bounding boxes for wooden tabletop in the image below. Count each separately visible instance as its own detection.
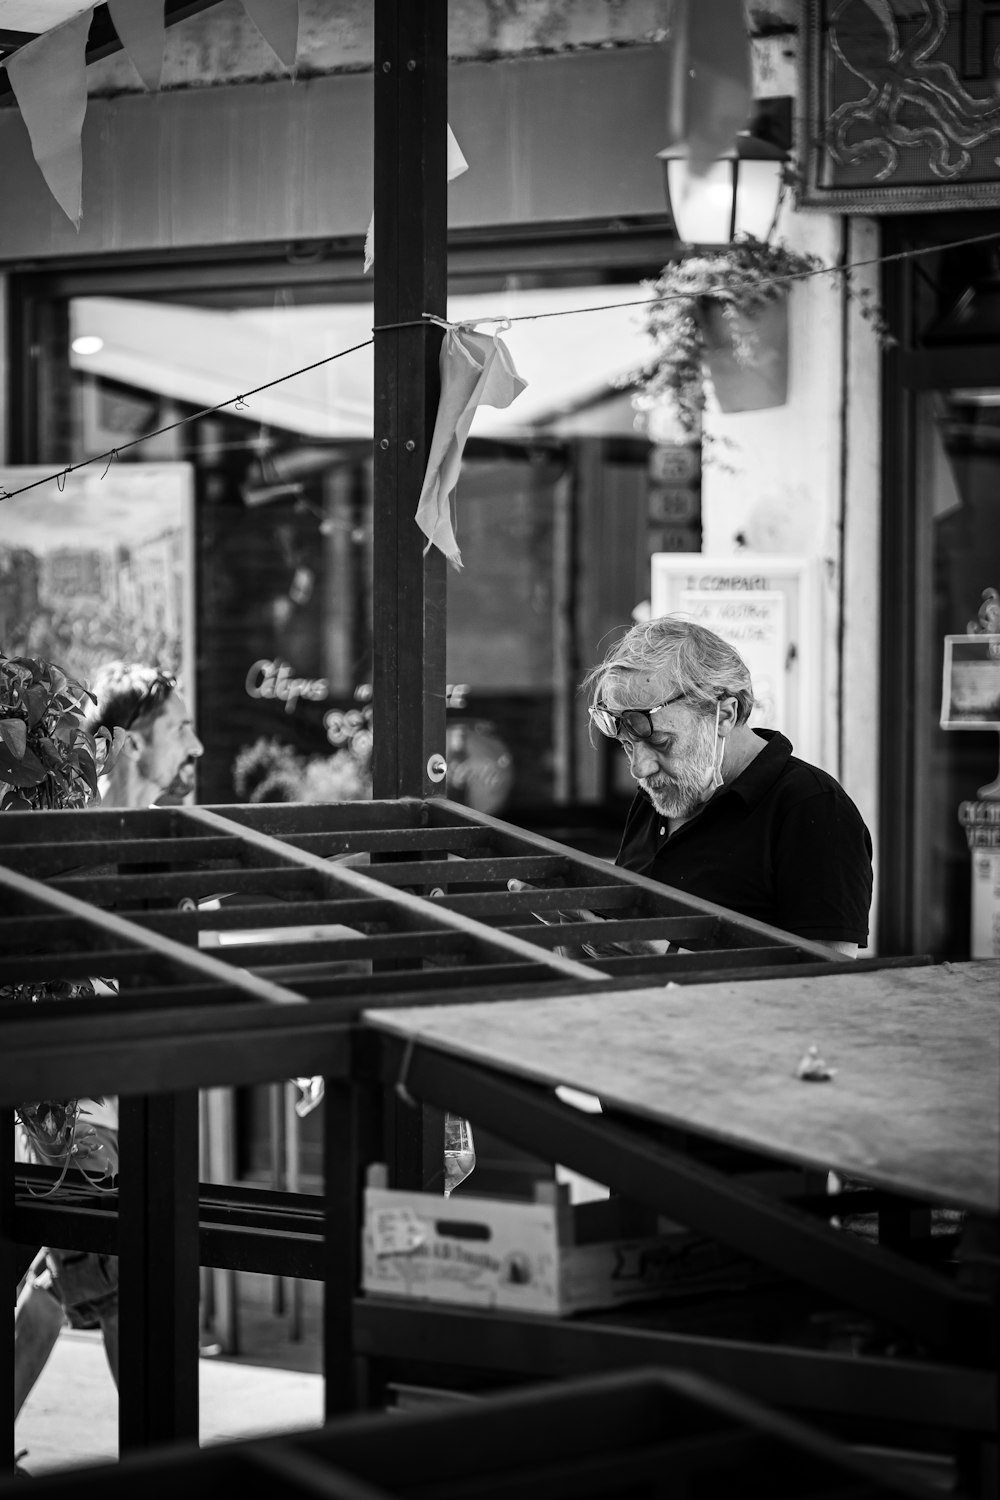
[367,961,1000,1216]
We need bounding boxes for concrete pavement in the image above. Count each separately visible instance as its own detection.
[15,1331,324,1477]
[15,1273,325,1479]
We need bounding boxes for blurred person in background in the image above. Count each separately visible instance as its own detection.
[14,662,204,1443]
[82,662,203,808]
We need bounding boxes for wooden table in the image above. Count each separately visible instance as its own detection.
[368,960,1000,1216]
[358,962,999,1474]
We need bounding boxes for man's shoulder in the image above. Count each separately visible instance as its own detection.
[769,751,870,839]
[779,752,848,796]
[750,732,850,801]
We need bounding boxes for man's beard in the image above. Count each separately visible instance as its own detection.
[160,759,198,802]
[638,715,717,819]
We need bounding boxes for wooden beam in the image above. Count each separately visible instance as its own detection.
[118,1092,200,1450]
[0,31,36,52]
[181,807,601,982]
[371,0,448,799]
[0,866,307,1006]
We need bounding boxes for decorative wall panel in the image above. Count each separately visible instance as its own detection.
[801,0,1000,211]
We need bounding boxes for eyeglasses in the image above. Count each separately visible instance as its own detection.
[589,693,685,743]
[121,672,177,732]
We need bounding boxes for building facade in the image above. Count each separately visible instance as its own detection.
[1,0,998,962]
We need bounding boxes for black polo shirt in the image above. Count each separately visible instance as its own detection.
[616,729,873,945]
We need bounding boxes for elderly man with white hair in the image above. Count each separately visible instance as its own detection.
[584,615,873,958]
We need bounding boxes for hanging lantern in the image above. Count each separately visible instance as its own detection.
[658,104,791,247]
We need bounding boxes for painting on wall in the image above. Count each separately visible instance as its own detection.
[0,462,195,700]
[800,0,1000,212]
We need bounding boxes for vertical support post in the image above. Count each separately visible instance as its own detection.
[372,0,448,802]
[200,1086,238,1355]
[118,1092,200,1450]
[2,1109,15,1474]
[372,0,449,1199]
[323,1041,384,1418]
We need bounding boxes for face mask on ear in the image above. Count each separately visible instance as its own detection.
[698,701,725,803]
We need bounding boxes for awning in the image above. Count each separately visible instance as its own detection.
[69,285,652,443]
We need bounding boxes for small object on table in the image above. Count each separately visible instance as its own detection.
[797,1045,836,1082]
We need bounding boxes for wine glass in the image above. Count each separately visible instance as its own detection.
[443,1113,476,1197]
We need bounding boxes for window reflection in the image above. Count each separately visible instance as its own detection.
[923,390,1000,958]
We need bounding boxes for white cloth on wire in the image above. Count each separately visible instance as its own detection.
[415,326,527,570]
[364,124,468,274]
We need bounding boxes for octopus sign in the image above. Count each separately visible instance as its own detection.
[804,0,1000,208]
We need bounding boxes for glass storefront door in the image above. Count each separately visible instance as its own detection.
[918,390,1000,958]
[881,214,1000,960]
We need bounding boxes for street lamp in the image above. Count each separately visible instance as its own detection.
[658,102,791,247]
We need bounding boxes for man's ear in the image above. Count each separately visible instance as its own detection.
[120,729,145,762]
[717,696,740,735]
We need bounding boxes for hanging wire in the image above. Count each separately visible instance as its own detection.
[1,227,998,509]
[0,337,374,505]
[433,227,1000,326]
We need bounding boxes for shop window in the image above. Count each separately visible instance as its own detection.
[9,258,674,830]
[919,390,1000,958]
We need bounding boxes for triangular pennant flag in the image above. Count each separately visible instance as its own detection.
[240,0,299,72]
[446,123,469,180]
[5,8,94,229]
[415,327,527,571]
[667,0,751,178]
[365,123,468,274]
[107,0,165,92]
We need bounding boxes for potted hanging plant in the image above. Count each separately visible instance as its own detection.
[1,652,122,1186]
[627,234,824,437]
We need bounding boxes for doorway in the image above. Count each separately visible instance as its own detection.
[880,214,1000,958]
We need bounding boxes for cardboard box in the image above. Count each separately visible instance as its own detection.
[362,1168,755,1317]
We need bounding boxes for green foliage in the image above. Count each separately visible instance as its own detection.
[0,651,118,810]
[627,235,824,437]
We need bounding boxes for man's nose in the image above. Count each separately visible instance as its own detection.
[188,729,205,758]
[625,738,660,779]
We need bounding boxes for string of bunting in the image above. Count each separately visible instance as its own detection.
[1,226,997,510]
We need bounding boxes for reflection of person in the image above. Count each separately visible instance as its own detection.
[82,662,204,807]
[14,662,205,1433]
[584,617,872,958]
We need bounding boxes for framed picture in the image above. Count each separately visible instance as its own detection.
[941,634,1000,729]
[0,462,195,702]
[799,0,1000,212]
[650,554,823,767]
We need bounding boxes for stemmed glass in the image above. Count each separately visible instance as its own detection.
[442,1113,476,1197]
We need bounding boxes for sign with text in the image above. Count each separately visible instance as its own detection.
[971,850,1000,959]
[650,555,822,766]
[940,635,1000,730]
[675,591,787,730]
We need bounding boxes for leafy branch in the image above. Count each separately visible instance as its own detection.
[0,653,121,811]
